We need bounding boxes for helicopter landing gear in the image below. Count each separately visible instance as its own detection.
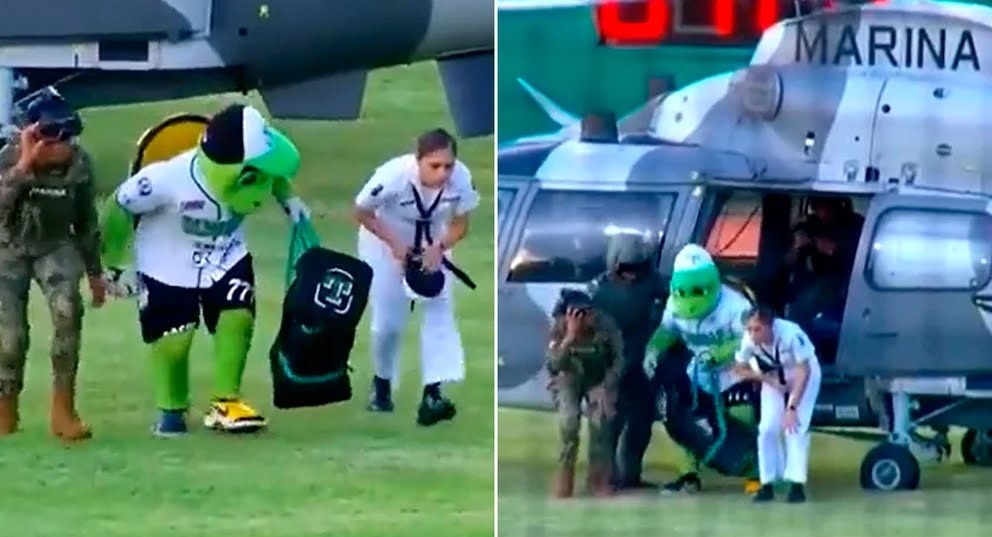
[860,391,921,491]
[961,429,992,467]
[860,442,920,491]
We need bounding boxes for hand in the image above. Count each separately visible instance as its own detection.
[793,230,810,251]
[422,243,443,272]
[563,306,585,339]
[102,267,137,298]
[643,353,659,380]
[14,124,46,172]
[588,384,616,420]
[782,408,799,434]
[87,275,107,308]
[281,196,311,223]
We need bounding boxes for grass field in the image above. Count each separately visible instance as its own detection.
[0,63,494,537]
[498,410,992,537]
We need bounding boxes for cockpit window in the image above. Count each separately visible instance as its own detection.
[867,209,992,291]
[497,187,515,227]
[506,190,675,283]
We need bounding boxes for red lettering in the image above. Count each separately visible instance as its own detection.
[755,0,779,32]
[594,0,669,46]
[713,0,734,36]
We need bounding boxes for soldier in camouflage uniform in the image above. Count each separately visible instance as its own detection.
[589,234,667,490]
[0,92,106,441]
[546,289,623,498]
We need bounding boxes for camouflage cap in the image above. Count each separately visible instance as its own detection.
[552,289,593,317]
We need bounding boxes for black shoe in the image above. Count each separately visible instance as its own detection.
[661,473,701,494]
[367,377,394,412]
[786,482,807,503]
[752,484,774,503]
[416,395,457,426]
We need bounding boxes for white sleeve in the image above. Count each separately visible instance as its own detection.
[115,165,170,215]
[789,328,817,364]
[452,161,480,216]
[735,333,755,364]
[355,161,403,211]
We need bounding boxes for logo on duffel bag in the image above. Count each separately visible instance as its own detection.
[313,268,355,314]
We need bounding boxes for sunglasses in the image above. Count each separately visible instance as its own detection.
[37,118,82,142]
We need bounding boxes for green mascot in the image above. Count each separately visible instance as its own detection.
[643,244,761,494]
[100,104,309,437]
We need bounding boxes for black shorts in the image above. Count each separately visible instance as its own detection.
[137,255,257,344]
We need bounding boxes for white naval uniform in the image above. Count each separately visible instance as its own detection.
[115,149,249,290]
[735,318,822,485]
[354,154,480,387]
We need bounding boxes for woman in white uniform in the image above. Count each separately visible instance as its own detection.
[352,128,480,426]
[733,305,822,503]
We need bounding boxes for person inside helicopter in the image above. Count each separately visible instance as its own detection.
[783,196,864,361]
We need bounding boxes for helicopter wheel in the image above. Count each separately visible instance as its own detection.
[859,442,920,491]
[961,429,992,467]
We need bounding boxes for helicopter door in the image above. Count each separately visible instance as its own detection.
[837,193,992,376]
[497,186,684,410]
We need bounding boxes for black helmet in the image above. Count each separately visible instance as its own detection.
[403,255,445,300]
[552,289,594,317]
[18,88,83,141]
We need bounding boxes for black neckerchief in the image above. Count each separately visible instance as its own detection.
[410,183,444,253]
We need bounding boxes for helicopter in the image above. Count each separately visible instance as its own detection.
[0,0,494,139]
[497,0,992,492]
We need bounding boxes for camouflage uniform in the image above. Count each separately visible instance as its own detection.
[589,236,667,489]
[0,141,101,439]
[546,302,623,498]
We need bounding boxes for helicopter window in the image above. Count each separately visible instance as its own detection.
[506,190,675,283]
[867,209,992,291]
[497,187,515,227]
[704,191,762,259]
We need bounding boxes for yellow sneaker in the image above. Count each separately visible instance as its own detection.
[744,478,762,495]
[203,399,267,434]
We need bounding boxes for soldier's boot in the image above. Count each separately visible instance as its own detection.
[0,394,19,436]
[586,464,616,497]
[50,385,92,442]
[552,463,576,499]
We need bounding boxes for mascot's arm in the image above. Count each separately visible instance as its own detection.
[643,310,680,379]
[99,195,135,269]
[99,168,168,268]
[272,175,310,223]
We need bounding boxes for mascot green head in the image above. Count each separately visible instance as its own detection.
[669,244,721,319]
[196,104,300,215]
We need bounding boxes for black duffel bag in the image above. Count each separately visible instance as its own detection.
[269,220,373,409]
